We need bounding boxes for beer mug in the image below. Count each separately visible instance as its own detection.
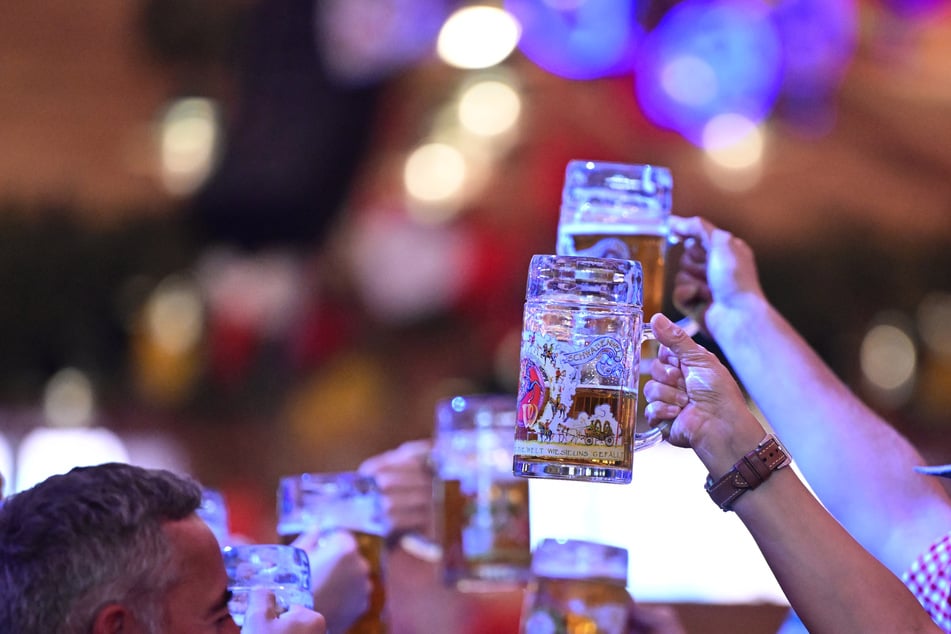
[513,254,664,484]
[431,393,532,591]
[277,472,388,634]
[556,159,697,340]
[222,544,314,626]
[519,538,631,634]
[557,160,672,318]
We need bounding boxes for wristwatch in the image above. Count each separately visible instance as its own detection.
[705,434,791,511]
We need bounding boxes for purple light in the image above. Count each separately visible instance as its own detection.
[633,0,784,146]
[773,0,858,100]
[879,0,951,19]
[505,0,644,80]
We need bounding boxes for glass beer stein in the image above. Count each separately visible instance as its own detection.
[513,254,664,484]
[277,472,388,634]
[222,544,314,626]
[556,160,673,321]
[431,393,532,591]
[519,538,631,634]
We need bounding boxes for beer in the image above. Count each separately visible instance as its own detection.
[520,575,631,634]
[514,386,638,477]
[276,525,387,634]
[437,476,531,590]
[558,225,667,320]
[276,472,389,633]
[346,530,387,634]
[520,538,630,634]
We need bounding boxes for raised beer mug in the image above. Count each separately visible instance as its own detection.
[557,160,672,321]
[513,254,664,484]
[432,393,532,591]
[222,544,314,627]
[277,472,389,634]
[519,538,631,634]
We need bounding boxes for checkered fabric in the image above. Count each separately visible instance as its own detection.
[903,530,951,632]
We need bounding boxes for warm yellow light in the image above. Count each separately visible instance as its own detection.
[437,6,521,69]
[458,79,522,137]
[703,114,764,169]
[43,368,95,428]
[403,142,468,205]
[861,323,917,391]
[146,275,204,355]
[159,97,220,196]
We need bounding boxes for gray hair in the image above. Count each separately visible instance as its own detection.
[0,463,203,633]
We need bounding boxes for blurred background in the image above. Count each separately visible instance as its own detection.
[1,0,950,630]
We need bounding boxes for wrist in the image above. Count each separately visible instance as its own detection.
[704,434,792,511]
[705,292,770,344]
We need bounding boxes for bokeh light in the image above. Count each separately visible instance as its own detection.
[457,77,523,138]
[437,5,522,69]
[505,0,643,79]
[917,291,951,356]
[633,0,784,146]
[860,314,917,406]
[403,142,469,212]
[158,97,221,197]
[43,367,95,429]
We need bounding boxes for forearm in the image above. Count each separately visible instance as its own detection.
[731,469,941,634]
[708,293,951,569]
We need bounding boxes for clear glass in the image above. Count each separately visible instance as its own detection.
[514,255,663,484]
[277,471,388,634]
[431,393,532,591]
[556,160,673,321]
[519,538,630,634]
[222,544,314,627]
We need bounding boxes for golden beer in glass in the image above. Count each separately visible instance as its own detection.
[433,394,532,591]
[520,538,630,634]
[557,160,673,322]
[277,472,388,634]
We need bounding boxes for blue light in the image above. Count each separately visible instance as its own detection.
[633,0,784,146]
[505,0,644,80]
[451,395,467,412]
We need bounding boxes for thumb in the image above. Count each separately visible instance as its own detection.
[650,313,701,358]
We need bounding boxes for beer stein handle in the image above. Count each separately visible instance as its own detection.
[634,325,669,451]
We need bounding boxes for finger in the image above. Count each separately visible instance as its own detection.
[643,378,688,408]
[244,588,280,628]
[645,400,682,426]
[669,215,716,250]
[281,605,328,633]
[649,357,684,388]
[650,314,703,359]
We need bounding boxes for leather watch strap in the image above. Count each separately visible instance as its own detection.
[705,434,791,511]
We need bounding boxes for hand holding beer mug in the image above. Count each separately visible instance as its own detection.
[278,472,388,634]
[431,394,532,591]
[513,255,664,484]
[519,538,631,634]
[222,544,314,626]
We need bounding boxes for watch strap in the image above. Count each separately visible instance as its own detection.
[705,434,790,511]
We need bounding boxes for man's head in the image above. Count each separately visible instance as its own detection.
[0,462,236,634]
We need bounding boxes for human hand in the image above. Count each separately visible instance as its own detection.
[293,529,372,634]
[644,313,765,476]
[358,439,434,539]
[669,215,764,335]
[241,588,327,634]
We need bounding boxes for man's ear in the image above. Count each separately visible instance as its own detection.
[91,603,131,634]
